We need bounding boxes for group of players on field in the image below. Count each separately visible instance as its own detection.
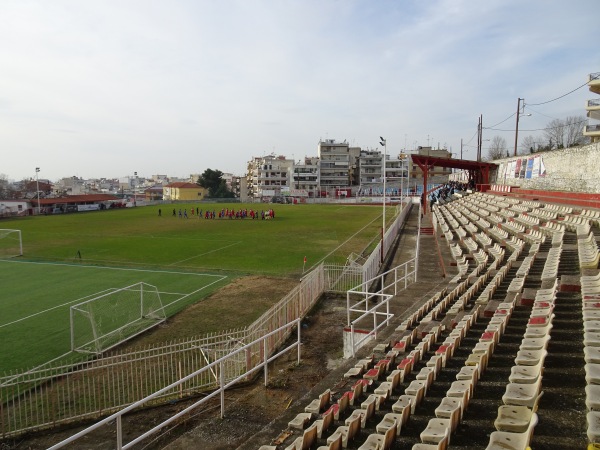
[159,207,276,220]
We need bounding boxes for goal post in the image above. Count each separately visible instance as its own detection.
[0,229,23,258]
[70,282,166,354]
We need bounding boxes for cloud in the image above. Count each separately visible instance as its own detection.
[0,0,598,179]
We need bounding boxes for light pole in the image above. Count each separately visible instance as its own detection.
[380,137,386,263]
[35,167,41,215]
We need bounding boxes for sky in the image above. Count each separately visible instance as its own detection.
[1,0,598,182]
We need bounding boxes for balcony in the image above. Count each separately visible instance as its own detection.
[584,123,600,142]
[587,98,600,121]
[589,72,600,95]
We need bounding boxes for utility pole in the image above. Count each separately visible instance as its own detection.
[514,98,523,156]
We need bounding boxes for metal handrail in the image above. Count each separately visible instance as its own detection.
[48,319,301,450]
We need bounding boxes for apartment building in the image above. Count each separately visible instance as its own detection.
[585,71,600,143]
[291,156,319,197]
[246,154,294,199]
[317,139,361,192]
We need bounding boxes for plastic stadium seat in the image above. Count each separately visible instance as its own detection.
[486,413,538,450]
[435,397,463,432]
[284,423,318,450]
[420,418,452,446]
[305,389,331,415]
[328,414,360,448]
[495,392,543,433]
[358,425,396,450]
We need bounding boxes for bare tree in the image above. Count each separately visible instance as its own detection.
[564,115,587,147]
[544,118,565,149]
[520,135,541,154]
[487,135,507,160]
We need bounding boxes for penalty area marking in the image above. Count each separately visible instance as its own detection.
[0,258,224,278]
[0,275,228,329]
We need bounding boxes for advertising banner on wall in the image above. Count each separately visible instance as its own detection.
[525,158,534,179]
[514,158,522,178]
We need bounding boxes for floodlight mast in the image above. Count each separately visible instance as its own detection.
[380,137,386,264]
[35,167,40,215]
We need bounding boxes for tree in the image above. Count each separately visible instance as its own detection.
[521,135,540,154]
[544,118,565,150]
[564,115,587,147]
[196,169,235,198]
[487,136,507,160]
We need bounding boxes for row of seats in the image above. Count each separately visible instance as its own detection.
[485,280,558,448]
[582,267,600,443]
[579,232,600,270]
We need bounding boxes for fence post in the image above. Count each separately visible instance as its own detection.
[116,416,123,450]
[297,321,301,364]
[220,361,225,419]
[263,338,269,386]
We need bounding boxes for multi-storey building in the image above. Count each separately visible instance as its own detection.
[291,156,319,197]
[585,71,600,143]
[408,147,453,179]
[317,139,361,193]
[357,150,382,186]
[246,154,294,199]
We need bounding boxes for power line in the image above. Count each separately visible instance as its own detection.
[484,111,517,130]
[523,105,559,121]
[487,117,587,133]
[527,74,598,106]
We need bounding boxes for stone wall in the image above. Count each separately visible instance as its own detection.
[491,142,600,193]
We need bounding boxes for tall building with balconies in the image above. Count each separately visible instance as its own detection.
[246,154,294,199]
[584,71,600,143]
[358,150,383,186]
[317,139,360,193]
[291,156,320,197]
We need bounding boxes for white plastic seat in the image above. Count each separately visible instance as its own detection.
[585,346,600,363]
[328,415,361,448]
[494,392,542,432]
[519,335,550,351]
[586,363,600,384]
[358,425,396,450]
[406,379,428,400]
[376,411,407,434]
[509,360,544,384]
[586,384,600,411]
[285,423,318,450]
[420,418,452,446]
[588,411,600,442]
[486,413,538,450]
[434,396,463,432]
[514,349,547,366]
[288,412,313,430]
[392,395,414,416]
[502,380,541,408]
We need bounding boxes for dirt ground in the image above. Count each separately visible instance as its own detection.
[3,277,345,450]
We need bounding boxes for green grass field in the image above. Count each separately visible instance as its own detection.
[0,203,389,372]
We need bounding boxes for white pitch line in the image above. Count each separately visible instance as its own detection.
[0,259,223,278]
[308,214,382,270]
[0,276,229,329]
[0,289,117,329]
[168,241,240,266]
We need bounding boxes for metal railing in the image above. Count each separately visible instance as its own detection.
[345,257,418,357]
[47,319,301,450]
[586,124,600,133]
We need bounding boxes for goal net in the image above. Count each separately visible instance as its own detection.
[0,229,23,258]
[70,282,166,354]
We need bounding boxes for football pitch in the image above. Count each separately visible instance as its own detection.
[0,203,387,372]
